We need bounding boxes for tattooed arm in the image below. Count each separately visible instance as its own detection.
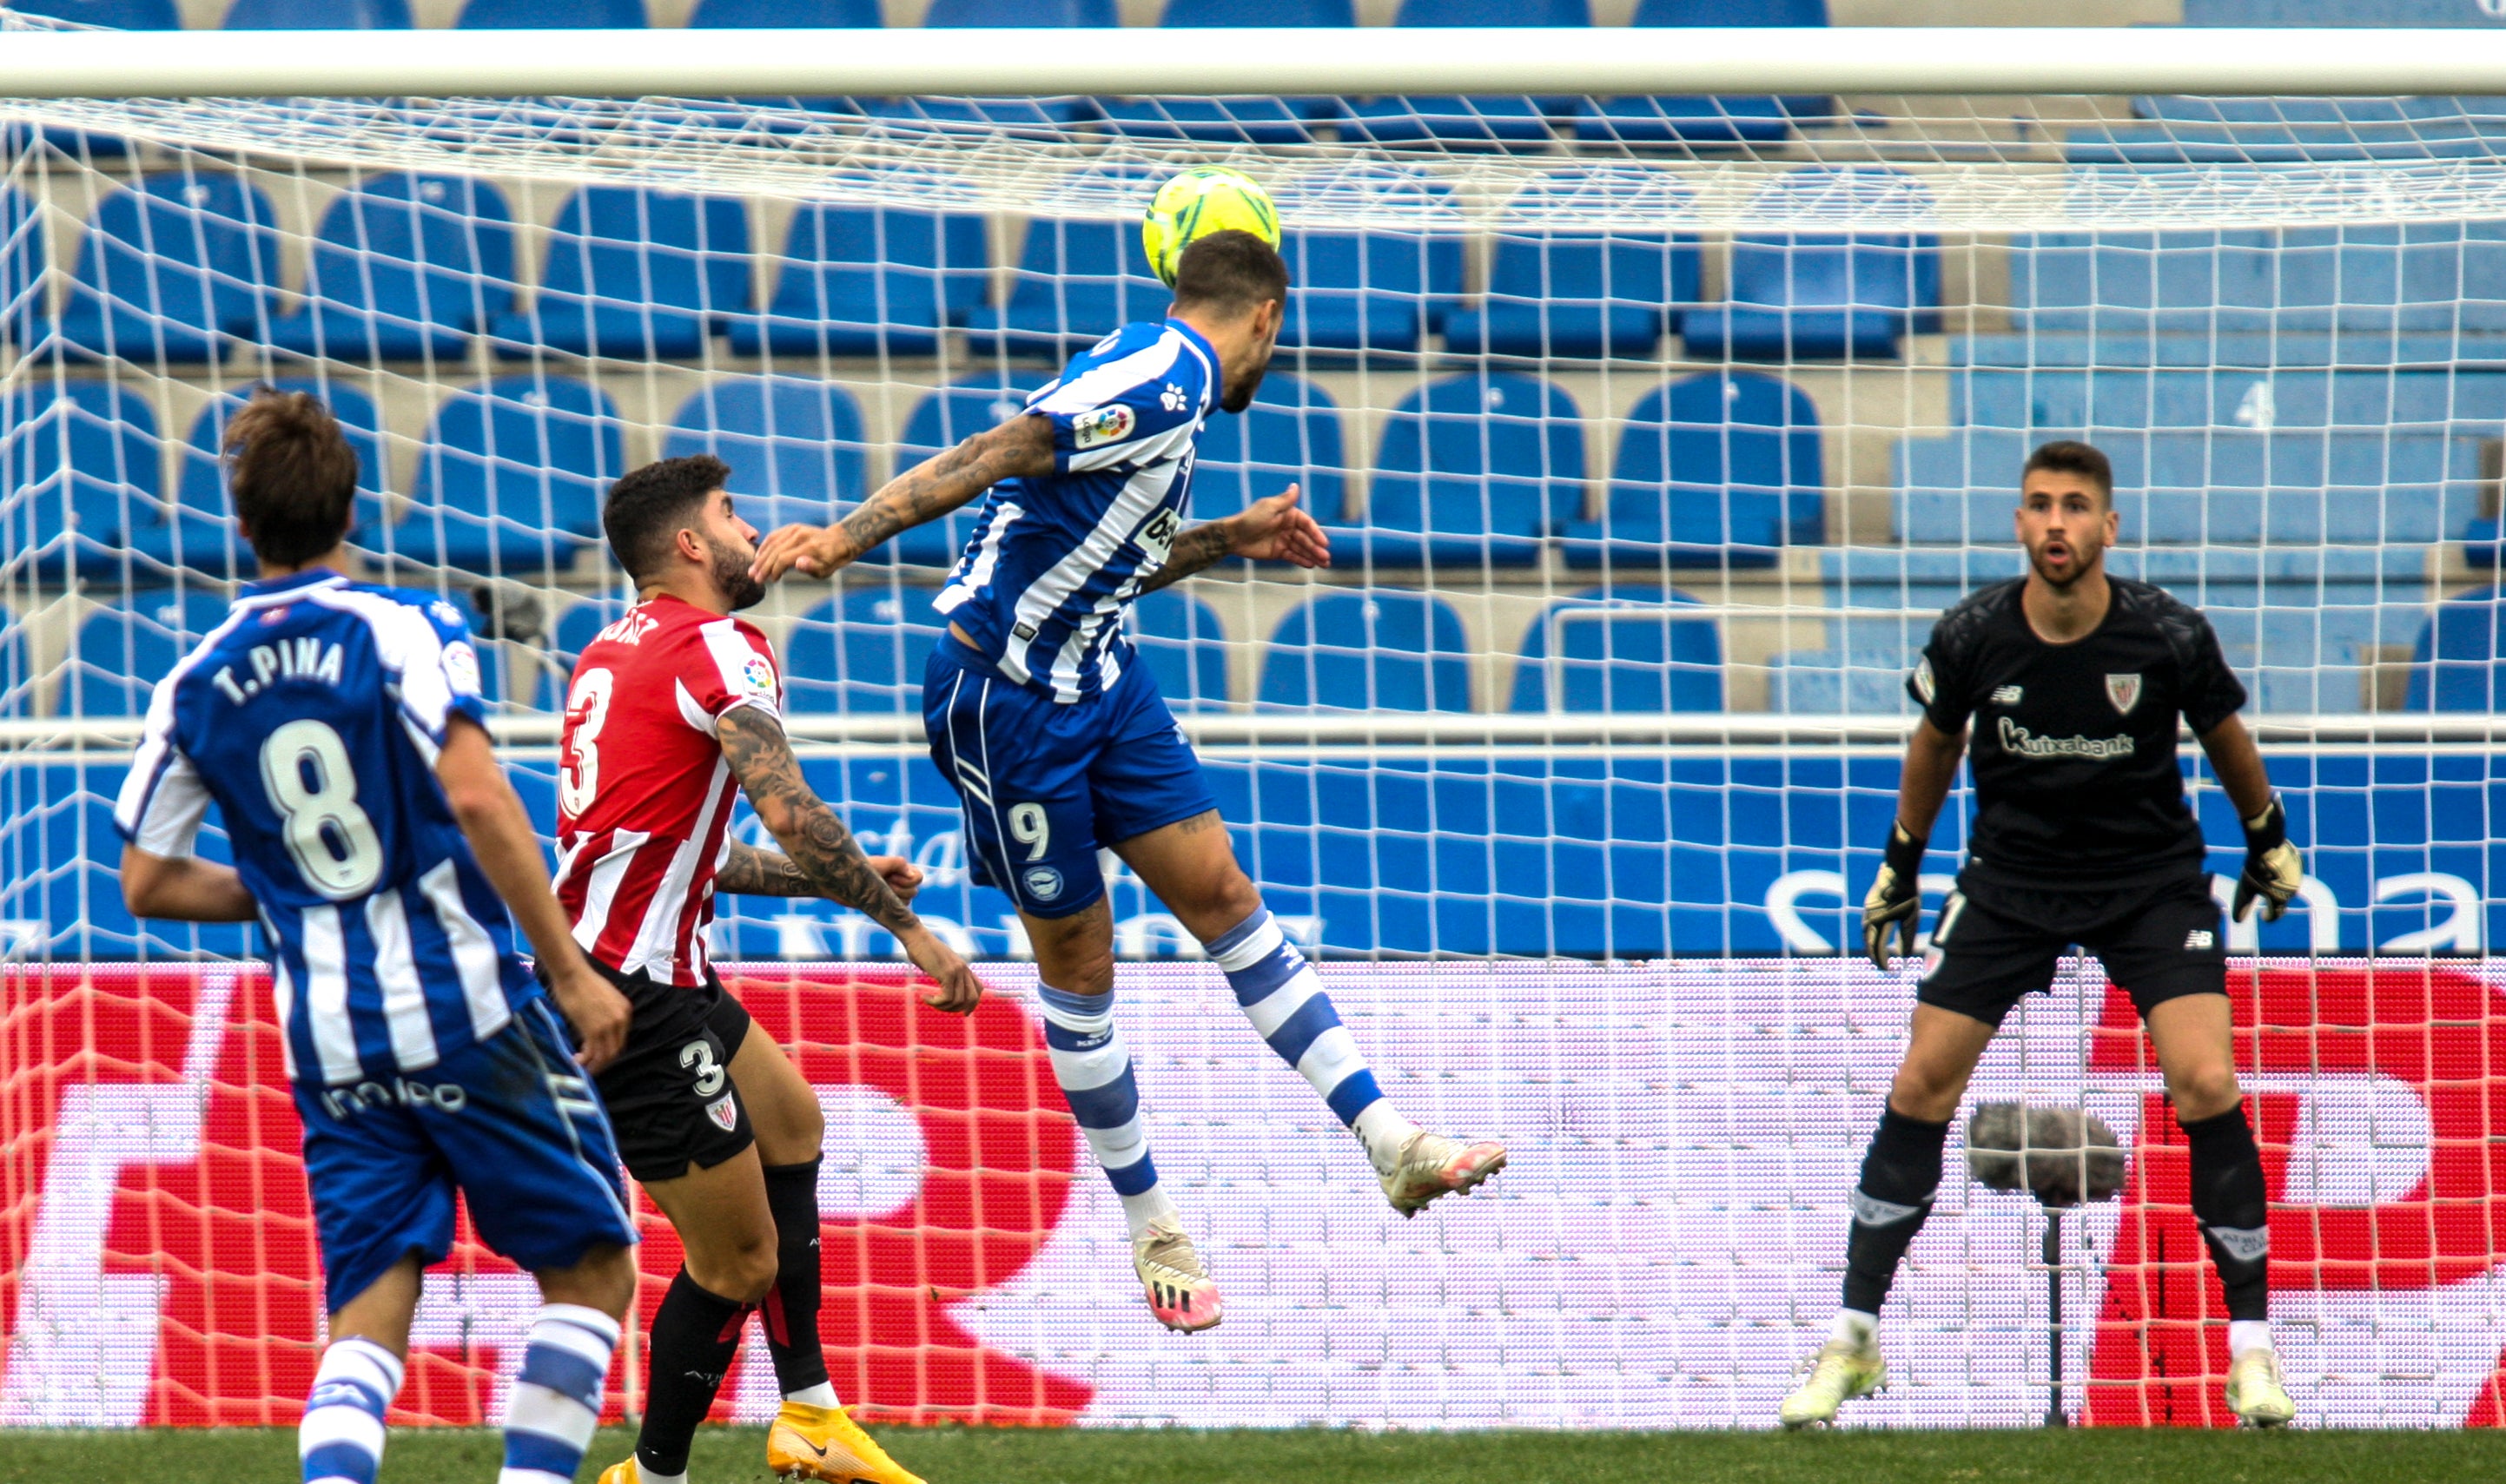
[1135,482,1331,596]
[717,707,982,1012]
[750,414,1057,583]
[717,839,924,903]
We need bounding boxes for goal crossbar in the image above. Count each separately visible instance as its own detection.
[7,25,2506,101]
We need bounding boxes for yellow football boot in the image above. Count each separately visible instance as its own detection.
[2225,1348,2296,1428]
[594,1459,641,1484]
[1780,1338,1888,1428]
[766,1399,928,1484]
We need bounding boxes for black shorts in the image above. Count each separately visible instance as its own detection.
[578,959,757,1184]
[1917,871,2227,1028]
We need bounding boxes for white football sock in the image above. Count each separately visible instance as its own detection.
[783,1382,839,1408]
[1119,1185,1180,1240]
[1352,1099,1423,1177]
[2230,1320,2274,1357]
[1832,1309,1880,1348]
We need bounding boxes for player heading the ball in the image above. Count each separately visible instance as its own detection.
[115,388,643,1484]
[559,454,983,1484]
[1781,440,2304,1431]
[751,228,1507,1335]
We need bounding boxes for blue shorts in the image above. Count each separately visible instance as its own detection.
[294,998,638,1314]
[923,634,1216,919]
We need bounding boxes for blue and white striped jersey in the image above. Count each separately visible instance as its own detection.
[114,570,540,1088]
[936,318,1219,702]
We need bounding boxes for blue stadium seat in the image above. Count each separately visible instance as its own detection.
[1108,3,1351,142]
[534,595,633,712]
[1128,589,1230,711]
[1570,0,1821,148]
[2406,586,2506,711]
[1768,647,1921,715]
[1565,372,1822,569]
[923,0,1115,21]
[225,0,413,24]
[491,187,749,359]
[965,213,1169,360]
[1943,366,2506,433]
[1258,590,1472,712]
[1193,373,1346,524]
[1444,170,1701,359]
[1683,168,1941,360]
[2,380,159,585]
[10,0,177,25]
[784,586,944,714]
[1343,0,1584,151]
[1509,588,1722,713]
[142,381,390,582]
[1331,373,1584,568]
[888,373,1042,566]
[661,376,869,536]
[62,590,232,720]
[688,0,878,20]
[1278,230,1465,359]
[728,199,989,359]
[2262,222,2506,333]
[866,96,1101,135]
[2009,229,2282,335]
[48,172,283,364]
[3,185,47,352]
[458,0,646,24]
[1161,0,1352,19]
[393,377,625,573]
[265,174,517,362]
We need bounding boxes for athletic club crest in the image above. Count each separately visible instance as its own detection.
[2106,673,2143,715]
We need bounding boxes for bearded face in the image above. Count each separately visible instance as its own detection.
[709,531,765,611]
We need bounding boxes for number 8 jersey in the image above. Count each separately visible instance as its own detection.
[551,593,784,988]
[113,571,539,1088]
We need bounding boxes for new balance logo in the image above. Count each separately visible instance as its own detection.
[1991,685,2023,705]
[1850,1190,1927,1227]
[2208,1224,2270,1263]
[2185,929,2216,950]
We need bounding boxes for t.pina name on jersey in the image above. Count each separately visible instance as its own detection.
[1996,716,2134,761]
[208,636,346,704]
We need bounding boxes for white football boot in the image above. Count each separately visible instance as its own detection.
[1134,1214,1223,1333]
[1379,1130,1509,1217]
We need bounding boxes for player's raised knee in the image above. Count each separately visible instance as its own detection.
[2165,1063,2242,1122]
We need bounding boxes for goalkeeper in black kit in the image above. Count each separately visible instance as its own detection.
[1781,441,2305,1430]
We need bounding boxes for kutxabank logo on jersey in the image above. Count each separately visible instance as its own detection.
[1997,716,2135,762]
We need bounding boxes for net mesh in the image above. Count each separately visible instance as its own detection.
[5,3,2506,1432]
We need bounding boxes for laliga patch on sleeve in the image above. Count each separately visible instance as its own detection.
[1912,656,1936,704]
[441,640,485,698]
[739,654,777,699]
[1071,404,1135,450]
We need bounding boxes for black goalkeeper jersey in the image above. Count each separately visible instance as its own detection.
[1908,577,2248,888]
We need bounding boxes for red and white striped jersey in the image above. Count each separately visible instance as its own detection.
[552,593,784,986]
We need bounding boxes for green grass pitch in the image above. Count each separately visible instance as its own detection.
[1,1425,2500,1483]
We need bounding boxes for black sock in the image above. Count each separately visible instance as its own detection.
[1841,1107,1951,1316]
[2182,1100,2271,1322]
[761,1158,830,1401]
[636,1269,752,1478]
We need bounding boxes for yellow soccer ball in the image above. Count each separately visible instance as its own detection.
[1141,166,1280,288]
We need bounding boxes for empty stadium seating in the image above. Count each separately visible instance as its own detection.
[142,381,391,581]
[1684,168,1941,359]
[1192,373,1346,524]
[966,214,1168,360]
[395,376,626,571]
[1342,0,1582,152]
[1444,170,1701,360]
[924,0,1116,22]
[1098,96,1342,146]
[1128,589,1231,710]
[1570,0,1824,148]
[1509,589,1722,713]
[49,171,282,363]
[1953,366,2506,432]
[265,174,517,362]
[661,375,869,535]
[1259,590,1472,711]
[1329,373,1584,568]
[1565,372,1822,567]
[2407,585,2506,710]
[491,187,749,359]
[886,373,1041,566]
[535,595,632,712]
[3,379,157,584]
[458,0,645,26]
[11,0,176,27]
[62,590,232,719]
[2,185,40,351]
[784,586,944,713]
[1766,611,1930,715]
[729,199,989,359]
[225,0,413,25]
[687,0,879,22]
[1160,0,1354,21]
[1279,230,1465,359]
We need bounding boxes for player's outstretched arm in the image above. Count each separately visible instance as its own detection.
[2199,714,2302,922]
[434,716,631,1071]
[717,707,985,1014]
[120,848,256,923]
[750,414,1057,584]
[1136,483,1330,596]
[719,840,924,904]
[1863,717,1967,969]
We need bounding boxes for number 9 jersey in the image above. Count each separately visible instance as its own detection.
[551,592,784,989]
[112,571,539,1088]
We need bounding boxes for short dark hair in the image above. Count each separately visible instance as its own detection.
[2022,439,2113,505]
[226,388,360,566]
[1169,229,1290,319]
[604,454,730,582]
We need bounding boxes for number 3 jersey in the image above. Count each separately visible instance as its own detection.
[552,593,784,988]
[112,571,537,1088]
[936,317,1219,704]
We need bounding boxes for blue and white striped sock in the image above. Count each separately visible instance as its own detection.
[1206,908,1418,1170]
[301,1336,402,1484]
[1037,981,1176,1237]
[499,1303,621,1484]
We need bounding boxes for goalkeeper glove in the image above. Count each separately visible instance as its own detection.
[1862,820,1927,970]
[2232,795,2303,924]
